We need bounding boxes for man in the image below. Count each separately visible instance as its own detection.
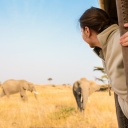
[79,7,128,127]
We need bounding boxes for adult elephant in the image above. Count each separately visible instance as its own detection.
[73,78,100,113]
[0,79,38,101]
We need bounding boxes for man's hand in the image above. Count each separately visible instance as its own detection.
[120,23,128,46]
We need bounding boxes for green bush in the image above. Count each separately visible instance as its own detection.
[50,106,75,120]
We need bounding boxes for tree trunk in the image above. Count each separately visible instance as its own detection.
[116,0,128,97]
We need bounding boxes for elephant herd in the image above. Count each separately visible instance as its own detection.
[0,78,101,113]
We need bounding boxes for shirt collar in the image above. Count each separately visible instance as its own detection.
[93,47,105,61]
[97,24,119,46]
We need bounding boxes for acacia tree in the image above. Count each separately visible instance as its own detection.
[93,66,108,84]
[47,78,53,83]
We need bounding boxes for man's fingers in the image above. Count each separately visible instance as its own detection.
[120,36,128,46]
[121,42,128,46]
[124,23,128,27]
[119,23,128,46]
[120,32,128,39]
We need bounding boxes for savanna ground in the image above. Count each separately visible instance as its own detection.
[0,84,117,128]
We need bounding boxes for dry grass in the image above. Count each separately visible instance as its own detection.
[0,84,117,128]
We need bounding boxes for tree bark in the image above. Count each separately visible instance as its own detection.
[116,0,128,95]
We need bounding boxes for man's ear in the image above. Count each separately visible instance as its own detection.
[85,26,91,37]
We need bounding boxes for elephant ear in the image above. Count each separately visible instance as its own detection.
[20,80,29,90]
[73,81,81,95]
[28,82,34,91]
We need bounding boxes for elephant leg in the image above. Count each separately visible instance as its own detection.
[20,89,28,101]
[0,90,5,97]
[0,89,9,98]
[20,93,28,101]
[20,95,28,101]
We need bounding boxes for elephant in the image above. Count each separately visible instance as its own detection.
[73,78,100,113]
[0,79,38,101]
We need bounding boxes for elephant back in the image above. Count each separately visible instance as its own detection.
[2,79,21,94]
[79,78,100,94]
[89,81,100,95]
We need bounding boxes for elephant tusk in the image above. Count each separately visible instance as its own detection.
[34,91,39,94]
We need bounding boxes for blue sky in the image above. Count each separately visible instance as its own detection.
[0,0,103,85]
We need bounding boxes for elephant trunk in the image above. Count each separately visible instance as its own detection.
[81,87,89,112]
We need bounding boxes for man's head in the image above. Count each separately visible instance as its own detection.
[79,7,114,48]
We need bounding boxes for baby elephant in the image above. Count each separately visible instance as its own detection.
[73,78,100,113]
[0,79,38,101]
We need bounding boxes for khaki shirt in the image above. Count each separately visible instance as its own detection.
[96,24,128,118]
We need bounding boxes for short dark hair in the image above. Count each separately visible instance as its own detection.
[79,7,115,33]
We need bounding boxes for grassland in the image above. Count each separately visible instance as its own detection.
[0,84,117,128]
